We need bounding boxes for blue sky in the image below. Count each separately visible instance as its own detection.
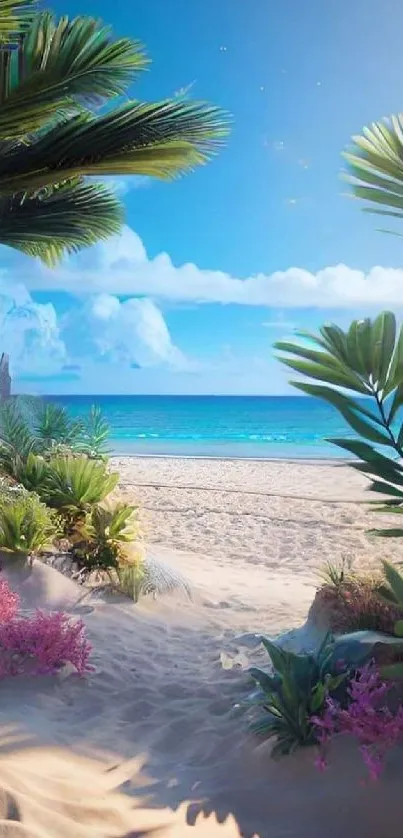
[5,0,403,394]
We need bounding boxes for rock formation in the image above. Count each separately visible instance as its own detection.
[0,353,11,400]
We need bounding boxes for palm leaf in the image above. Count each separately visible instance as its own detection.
[0,0,36,41]
[0,178,123,264]
[343,115,403,229]
[0,100,230,195]
[0,14,149,138]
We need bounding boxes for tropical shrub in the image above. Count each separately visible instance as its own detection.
[318,556,353,591]
[112,553,192,603]
[0,494,58,554]
[0,399,111,480]
[32,401,83,452]
[41,455,119,536]
[114,560,145,603]
[275,311,403,531]
[247,636,346,756]
[313,572,403,635]
[76,406,111,460]
[11,452,50,493]
[313,662,403,780]
[72,501,138,571]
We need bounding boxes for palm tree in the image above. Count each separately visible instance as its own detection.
[343,115,403,233]
[0,0,229,265]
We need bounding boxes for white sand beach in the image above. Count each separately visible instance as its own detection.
[1,457,403,837]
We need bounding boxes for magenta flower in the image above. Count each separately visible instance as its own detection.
[0,578,19,623]
[313,662,403,781]
[0,576,92,677]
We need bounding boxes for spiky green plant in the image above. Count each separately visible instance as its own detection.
[76,406,110,459]
[0,493,58,554]
[73,501,138,571]
[11,451,49,492]
[344,115,403,237]
[247,636,346,757]
[41,455,119,535]
[113,553,192,603]
[275,312,403,534]
[32,402,83,452]
[318,556,353,591]
[0,0,229,264]
[0,399,38,478]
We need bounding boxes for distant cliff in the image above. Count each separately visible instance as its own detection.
[0,353,11,400]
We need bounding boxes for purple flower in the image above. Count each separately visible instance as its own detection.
[313,662,403,781]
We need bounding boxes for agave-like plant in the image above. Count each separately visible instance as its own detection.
[41,455,119,535]
[0,399,38,478]
[344,115,403,235]
[0,493,58,555]
[247,636,346,756]
[73,501,138,571]
[75,406,110,459]
[32,402,83,452]
[275,311,403,533]
[0,0,229,264]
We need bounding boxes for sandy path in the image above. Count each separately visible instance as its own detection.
[114,457,403,576]
[0,458,402,836]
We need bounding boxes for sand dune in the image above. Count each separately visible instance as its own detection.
[0,459,402,837]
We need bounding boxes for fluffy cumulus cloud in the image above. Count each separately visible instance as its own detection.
[0,278,66,376]
[88,295,189,369]
[20,225,403,309]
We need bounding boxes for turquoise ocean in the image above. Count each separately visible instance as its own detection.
[43,395,356,459]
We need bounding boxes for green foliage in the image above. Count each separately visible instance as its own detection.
[378,560,403,609]
[0,493,58,554]
[343,115,403,238]
[248,636,346,757]
[73,501,138,571]
[275,312,403,533]
[0,398,111,483]
[114,561,145,603]
[112,553,192,603]
[12,452,50,493]
[42,455,118,521]
[32,402,83,452]
[0,6,229,264]
[318,556,353,591]
[76,406,110,459]
[0,399,37,478]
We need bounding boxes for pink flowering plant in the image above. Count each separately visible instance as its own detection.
[0,577,92,677]
[313,661,403,780]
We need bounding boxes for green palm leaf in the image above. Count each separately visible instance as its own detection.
[0,100,229,195]
[0,14,149,138]
[0,0,36,41]
[344,115,403,230]
[0,6,230,262]
[0,178,123,264]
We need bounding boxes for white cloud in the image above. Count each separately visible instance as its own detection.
[88,295,190,369]
[90,176,151,196]
[24,226,403,309]
[0,279,66,376]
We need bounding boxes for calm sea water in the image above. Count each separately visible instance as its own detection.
[43,395,355,459]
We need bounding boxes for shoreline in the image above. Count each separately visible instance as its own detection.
[110,450,351,465]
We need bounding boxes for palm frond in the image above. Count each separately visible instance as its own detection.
[0,14,149,138]
[343,115,403,229]
[0,178,123,264]
[0,100,230,195]
[0,0,36,41]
